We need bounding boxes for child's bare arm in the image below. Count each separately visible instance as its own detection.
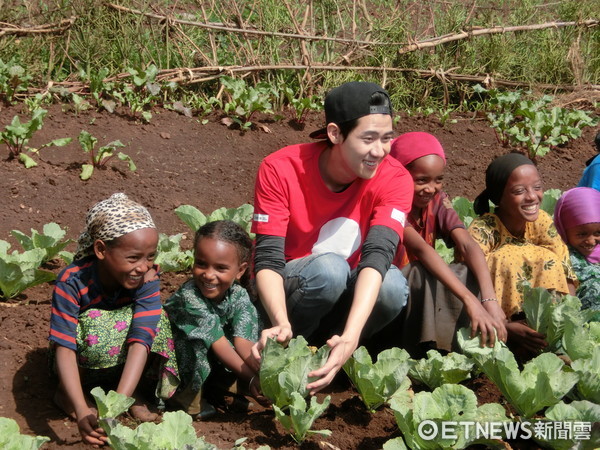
[451,227,507,338]
[55,345,106,446]
[404,227,501,347]
[212,336,256,381]
[233,336,260,373]
[116,342,148,397]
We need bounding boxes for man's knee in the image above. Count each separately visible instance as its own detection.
[295,253,350,301]
[377,265,409,316]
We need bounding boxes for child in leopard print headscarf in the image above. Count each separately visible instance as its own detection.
[48,193,179,446]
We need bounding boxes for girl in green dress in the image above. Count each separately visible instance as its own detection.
[165,220,264,419]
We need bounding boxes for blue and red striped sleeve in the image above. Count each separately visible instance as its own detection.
[126,276,162,351]
[49,266,86,351]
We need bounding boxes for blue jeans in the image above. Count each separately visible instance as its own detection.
[283,253,408,343]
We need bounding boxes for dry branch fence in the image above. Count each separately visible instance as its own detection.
[2,1,599,96]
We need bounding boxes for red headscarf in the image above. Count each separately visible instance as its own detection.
[390,132,446,167]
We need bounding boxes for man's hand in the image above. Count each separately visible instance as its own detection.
[76,408,106,446]
[251,324,293,362]
[306,334,358,395]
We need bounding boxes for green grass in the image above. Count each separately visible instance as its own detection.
[0,0,598,111]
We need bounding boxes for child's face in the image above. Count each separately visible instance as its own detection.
[407,154,445,210]
[192,237,248,302]
[566,223,600,258]
[95,228,158,292]
[498,165,543,225]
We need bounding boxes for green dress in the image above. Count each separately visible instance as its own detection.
[570,248,600,316]
[164,280,260,391]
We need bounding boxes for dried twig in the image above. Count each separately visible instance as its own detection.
[106,2,384,45]
[398,19,599,54]
[0,16,76,37]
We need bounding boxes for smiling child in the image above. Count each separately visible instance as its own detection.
[388,132,506,356]
[164,220,265,419]
[469,154,577,355]
[554,187,600,316]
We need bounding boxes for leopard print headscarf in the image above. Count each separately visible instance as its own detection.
[74,193,156,260]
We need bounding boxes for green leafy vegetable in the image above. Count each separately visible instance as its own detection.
[522,286,590,353]
[11,222,72,264]
[259,336,330,409]
[0,108,71,167]
[91,387,216,449]
[562,319,600,361]
[571,346,600,404]
[343,346,411,412]
[533,400,600,450]
[154,233,193,272]
[77,130,134,180]
[451,196,476,227]
[91,386,135,419]
[458,328,578,418]
[387,384,508,449]
[434,239,454,264]
[0,417,49,449]
[174,204,254,238]
[474,85,599,161]
[102,411,216,450]
[408,350,474,390]
[272,392,332,444]
[0,241,55,299]
[220,76,276,131]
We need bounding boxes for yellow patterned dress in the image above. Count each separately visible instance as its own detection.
[468,210,576,317]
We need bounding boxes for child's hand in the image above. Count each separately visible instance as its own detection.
[506,321,547,356]
[248,376,270,407]
[77,408,106,446]
[463,298,505,347]
[480,300,507,342]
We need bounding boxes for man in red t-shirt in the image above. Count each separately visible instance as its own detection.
[251,81,414,392]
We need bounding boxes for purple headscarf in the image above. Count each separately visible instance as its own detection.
[554,187,600,263]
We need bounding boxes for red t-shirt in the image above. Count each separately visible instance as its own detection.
[252,142,413,268]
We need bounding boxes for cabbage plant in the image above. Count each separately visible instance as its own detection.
[458,328,578,418]
[385,384,508,449]
[0,417,49,449]
[91,387,216,450]
[343,346,411,412]
[533,400,600,450]
[408,350,474,390]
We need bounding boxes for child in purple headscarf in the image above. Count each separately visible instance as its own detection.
[554,187,600,315]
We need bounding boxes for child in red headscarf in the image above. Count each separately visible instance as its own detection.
[388,132,506,356]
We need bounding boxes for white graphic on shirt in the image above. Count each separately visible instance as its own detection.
[253,213,269,223]
[391,208,406,227]
[312,217,361,259]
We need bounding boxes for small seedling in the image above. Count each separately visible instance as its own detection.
[77,130,135,180]
[0,108,72,167]
[221,76,276,131]
[0,58,32,104]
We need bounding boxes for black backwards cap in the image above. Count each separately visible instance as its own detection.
[309,81,392,139]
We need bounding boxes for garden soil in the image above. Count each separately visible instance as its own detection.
[0,102,598,449]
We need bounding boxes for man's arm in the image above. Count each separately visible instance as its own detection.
[251,235,293,361]
[306,266,383,394]
[307,225,398,393]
